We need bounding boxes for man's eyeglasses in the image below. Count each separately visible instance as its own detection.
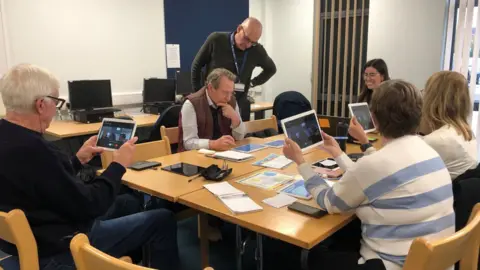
[46,95,66,109]
[241,27,258,47]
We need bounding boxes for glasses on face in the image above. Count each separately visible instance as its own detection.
[219,90,233,98]
[241,27,258,47]
[363,72,379,79]
[46,95,66,109]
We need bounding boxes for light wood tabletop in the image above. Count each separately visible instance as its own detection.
[119,137,285,202]
[250,101,273,112]
[46,114,159,138]
[179,135,383,249]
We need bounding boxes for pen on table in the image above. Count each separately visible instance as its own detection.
[333,136,348,140]
[188,174,203,183]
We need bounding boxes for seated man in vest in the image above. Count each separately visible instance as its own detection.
[179,68,246,151]
[283,80,454,270]
[0,64,179,270]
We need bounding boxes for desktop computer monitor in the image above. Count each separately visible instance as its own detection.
[68,80,113,111]
[143,78,176,103]
[175,71,193,95]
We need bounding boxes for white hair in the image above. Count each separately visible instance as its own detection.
[0,63,60,113]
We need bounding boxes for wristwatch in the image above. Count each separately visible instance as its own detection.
[360,143,373,152]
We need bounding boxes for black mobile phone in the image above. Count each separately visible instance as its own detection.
[312,158,338,170]
[287,202,328,218]
[129,161,161,171]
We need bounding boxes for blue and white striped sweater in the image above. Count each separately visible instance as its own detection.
[298,135,455,270]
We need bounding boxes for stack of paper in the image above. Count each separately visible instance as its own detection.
[213,150,253,162]
[203,182,262,214]
[263,193,297,208]
[253,154,293,169]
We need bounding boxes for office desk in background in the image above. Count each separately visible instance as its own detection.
[251,102,273,120]
[46,102,274,139]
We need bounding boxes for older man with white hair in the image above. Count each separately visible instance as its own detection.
[0,64,179,270]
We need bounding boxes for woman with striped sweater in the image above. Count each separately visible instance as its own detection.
[283,80,454,270]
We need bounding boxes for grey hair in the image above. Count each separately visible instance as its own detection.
[0,63,60,113]
[206,68,236,89]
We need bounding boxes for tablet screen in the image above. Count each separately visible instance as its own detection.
[162,163,205,177]
[233,144,266,153]
[280,180,311,199]
[350,104,375,131]
[283,111,323,150]
[97,120,135,149]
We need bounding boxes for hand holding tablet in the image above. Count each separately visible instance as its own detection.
[281,110,324,152]
[96,118,137,151]
[348,102,376,133]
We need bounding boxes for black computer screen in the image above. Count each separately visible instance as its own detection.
[68,80,113,110]
[175,72,193,95]
[143,78,176,103]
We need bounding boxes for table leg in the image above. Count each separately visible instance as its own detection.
[236,225,252,270]
[255,233,263,270]
[254,110,265,120]
[199,213,210,268]
[301,249,310,270]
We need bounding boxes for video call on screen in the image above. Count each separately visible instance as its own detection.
[351,106,375,130]
[97,122,134,149]
[285,113,323,148]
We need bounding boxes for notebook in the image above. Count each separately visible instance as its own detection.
[212,150,254,162]
[203,182,263,214]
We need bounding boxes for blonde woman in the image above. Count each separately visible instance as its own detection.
[420,71,477,180]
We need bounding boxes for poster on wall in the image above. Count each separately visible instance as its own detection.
[166,44,181,68]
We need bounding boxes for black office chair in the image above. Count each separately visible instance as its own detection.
[273,91,312,133]
[148,105,182,151]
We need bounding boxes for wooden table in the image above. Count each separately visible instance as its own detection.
[179,135,382,270]
[120,137,283,202]
[250,102,273,120]
[46,114,159,138]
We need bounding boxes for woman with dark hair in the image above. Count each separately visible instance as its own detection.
[358,58,390,104]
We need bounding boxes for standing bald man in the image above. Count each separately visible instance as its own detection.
[191,17,277,121]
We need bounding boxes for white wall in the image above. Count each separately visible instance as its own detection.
[1,0,166,106]
[249,0,314,103]
[367,0,448,88]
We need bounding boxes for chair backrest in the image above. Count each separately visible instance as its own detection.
[149,105,182,141]
[403,203,480,270]
[272,91,312,132]
[70,233,153,270]
[244,115,278,134]
[71,234,215,270]
[160,126,179,144]
[100,139,171,169]
[0,209,39,270]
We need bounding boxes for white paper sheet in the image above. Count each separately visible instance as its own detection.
[263,193,297,208]
[166,44,181,68]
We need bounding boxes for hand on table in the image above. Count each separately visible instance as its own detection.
[209,135,236,151]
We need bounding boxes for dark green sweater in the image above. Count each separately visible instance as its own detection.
[191,32,276,94]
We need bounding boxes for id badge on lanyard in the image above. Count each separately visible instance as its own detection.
[230,33,248,92]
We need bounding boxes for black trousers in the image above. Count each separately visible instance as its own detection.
[236,93,251,122]
[309,218,387,270]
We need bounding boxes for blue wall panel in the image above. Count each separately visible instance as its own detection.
[163,0,249,78]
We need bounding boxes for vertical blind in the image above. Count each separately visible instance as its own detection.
[312,0,369,117]
[444,0,480,135]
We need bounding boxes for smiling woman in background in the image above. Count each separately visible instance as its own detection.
[420,71,478,180]
[358,59,390,104]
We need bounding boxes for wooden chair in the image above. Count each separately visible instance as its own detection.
[160,126,179,144]
[0,209,39,270]
[71,233,214,270]
[100,139,171,169]
[403,203,480,270]
[244,115,278,134]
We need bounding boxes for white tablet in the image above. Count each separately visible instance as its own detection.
[279,180,312,200]
[348,102,376,133]
[281,110,324,152]
[96,118,137,151]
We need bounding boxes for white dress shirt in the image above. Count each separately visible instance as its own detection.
[181,91,246,150]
